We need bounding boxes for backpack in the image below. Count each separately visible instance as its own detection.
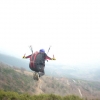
[30,51,45,69]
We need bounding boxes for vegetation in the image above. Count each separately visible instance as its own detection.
[0,89,83,100]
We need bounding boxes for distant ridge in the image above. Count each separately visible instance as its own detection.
[0,53,30,70]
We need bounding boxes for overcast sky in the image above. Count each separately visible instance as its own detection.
[0,0,100,66]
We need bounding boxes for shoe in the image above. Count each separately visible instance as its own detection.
[38,72,41,77]
[33,72,39,81]
[39,72,44,77]
[36,73,39,80]
[33,72,36,80]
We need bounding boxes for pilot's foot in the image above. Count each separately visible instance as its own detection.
[38,72,44,77]
[33,72,39,81]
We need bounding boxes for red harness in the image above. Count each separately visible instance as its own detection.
[30,51,39,68]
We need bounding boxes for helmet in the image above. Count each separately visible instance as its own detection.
[39,49,45,53]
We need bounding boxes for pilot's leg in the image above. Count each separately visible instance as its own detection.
[38,66,45,77]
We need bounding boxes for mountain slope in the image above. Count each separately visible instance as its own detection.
[0,62,100,100]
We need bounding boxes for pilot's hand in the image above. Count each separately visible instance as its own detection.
[51,58,56,60]
[22,56,26,59]
[53,58,56,60]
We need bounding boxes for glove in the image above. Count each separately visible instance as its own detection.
[53,58,56,60]
[51,58,53,60]
[22,56,26,59]
[51,58,56,60]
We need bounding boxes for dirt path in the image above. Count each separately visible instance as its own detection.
[34,79,43,94]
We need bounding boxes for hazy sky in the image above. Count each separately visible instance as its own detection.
[0,0,100,66]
